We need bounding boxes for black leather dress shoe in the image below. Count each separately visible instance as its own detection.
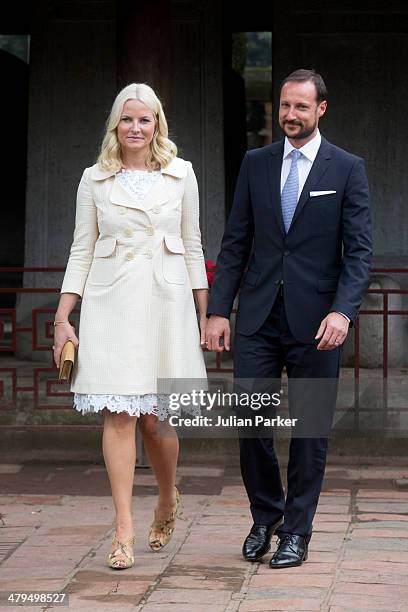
[242,519,283,562]
[269,534,308,568]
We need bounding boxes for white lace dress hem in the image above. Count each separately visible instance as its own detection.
[73,393,187,421]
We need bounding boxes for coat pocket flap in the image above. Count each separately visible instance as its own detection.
[164,234,185,254]
[317,278,338,292]
[243,268,259,286]
[93,236,116,258]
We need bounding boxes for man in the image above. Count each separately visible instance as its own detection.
[206,69,372,568]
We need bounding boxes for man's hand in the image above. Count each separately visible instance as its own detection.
[206,315,231,352]
[315,312,349,350]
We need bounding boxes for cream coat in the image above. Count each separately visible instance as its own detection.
[60,157,208,394]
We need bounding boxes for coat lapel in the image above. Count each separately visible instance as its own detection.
[288,137,332,231]
[142,156,189,211]
[267,141,286,236]
[142,174,169,211]
[142,157,188,211]
[91,156,189,212]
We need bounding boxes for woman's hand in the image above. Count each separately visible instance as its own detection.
[199,314,207,349]
[53,322,79,368]
[192,288,209,350]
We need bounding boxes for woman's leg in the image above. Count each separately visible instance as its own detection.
[102,409,137,541]
[138,415,179,518]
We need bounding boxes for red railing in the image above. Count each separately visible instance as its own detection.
[207,269,408,376]
[0,267,407,433]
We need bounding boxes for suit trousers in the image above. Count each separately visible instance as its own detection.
[234,291,342,539]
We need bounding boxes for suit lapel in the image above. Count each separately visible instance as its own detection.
[267,141,285,236]
[289,137,332,231]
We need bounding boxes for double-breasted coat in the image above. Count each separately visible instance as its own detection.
[60,157,209,395]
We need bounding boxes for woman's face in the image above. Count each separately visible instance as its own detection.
[117,99,156,158]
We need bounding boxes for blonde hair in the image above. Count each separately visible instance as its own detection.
[97,83,177,172]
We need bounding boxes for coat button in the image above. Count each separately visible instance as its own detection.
[146,226,154,235]
[145,250,153,259]
[118,207,127,215]
[125,251,134,260]
[152,206,160,214]
[124,228,133,237]
[283,250,290,256]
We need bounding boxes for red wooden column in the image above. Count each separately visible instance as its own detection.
[116,0,170,105]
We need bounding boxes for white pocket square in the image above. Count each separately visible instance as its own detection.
[310,190,337,197]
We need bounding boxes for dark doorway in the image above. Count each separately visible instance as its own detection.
[222,17,272,217]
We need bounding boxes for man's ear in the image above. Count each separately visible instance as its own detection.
[318,100,327,117]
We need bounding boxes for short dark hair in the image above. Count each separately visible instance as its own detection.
[280,69,328,103]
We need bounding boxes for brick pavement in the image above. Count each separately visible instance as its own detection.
[0,462,408,611]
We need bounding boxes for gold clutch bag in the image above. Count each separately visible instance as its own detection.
[59,340,76,383]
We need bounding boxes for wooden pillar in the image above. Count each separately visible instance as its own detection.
[116,0,170,105]
[272,4,297,140]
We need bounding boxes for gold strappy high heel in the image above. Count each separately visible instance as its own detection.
[148,487,182,552]
[107,532,135,569]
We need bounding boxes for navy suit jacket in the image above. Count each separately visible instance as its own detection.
[207,136,373,343]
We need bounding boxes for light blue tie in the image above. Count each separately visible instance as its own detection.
[281,149,301,233]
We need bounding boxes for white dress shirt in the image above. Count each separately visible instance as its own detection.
[280,129,350,325]
[280,129,322,198]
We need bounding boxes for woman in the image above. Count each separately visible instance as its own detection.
[53,83,209,569]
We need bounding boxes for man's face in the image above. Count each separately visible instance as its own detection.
[279,80,327,141]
